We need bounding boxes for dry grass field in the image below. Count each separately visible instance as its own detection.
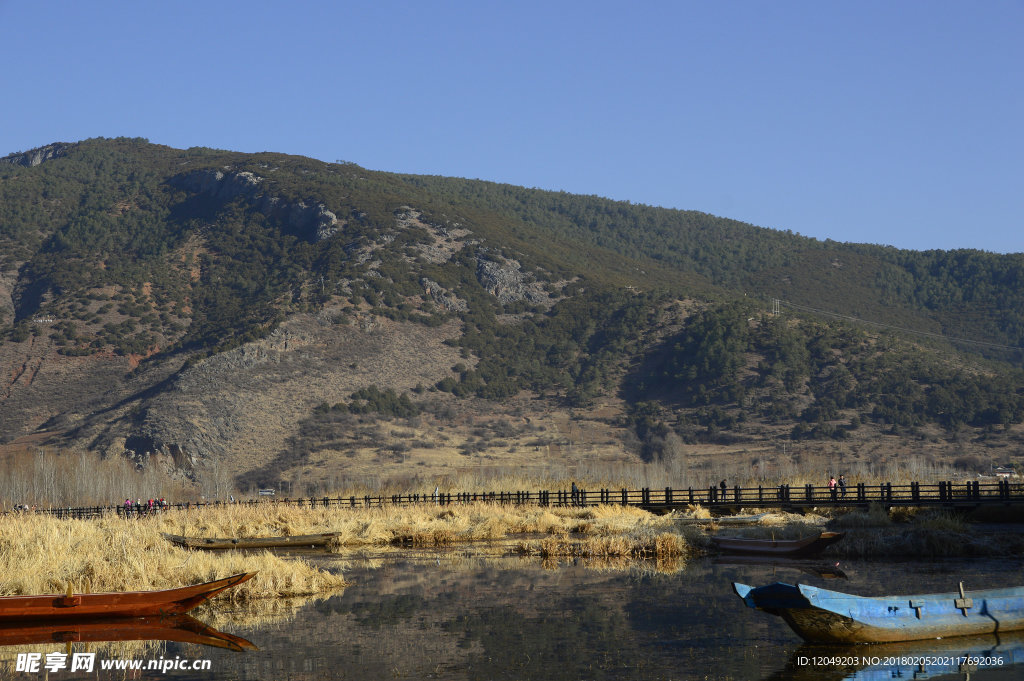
[4,499,1019,603]
[0,511,347,599]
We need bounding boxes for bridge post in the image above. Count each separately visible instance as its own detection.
[665,487,673,505]
[688,487,694,504]
[621,489,628,505]
[758,486,763,502]
[912,482,920,503]
[805,484,814,502]
[733,486,741,504]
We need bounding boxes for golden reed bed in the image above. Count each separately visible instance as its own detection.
[4,502,1018,600]
[0,502,693,597]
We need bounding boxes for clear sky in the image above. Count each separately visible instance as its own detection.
[2,1,1021,253]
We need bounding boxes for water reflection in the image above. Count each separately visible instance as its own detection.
[204,554,1022,681]
[4,554,1018,680]
[712,555,849,580]
[765,631,1024,681]
[0,614,256,651]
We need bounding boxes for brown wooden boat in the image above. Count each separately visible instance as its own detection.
[0,614,257,651]
[710,531,844,557]
[0,573,254,622]
[163,532,341,550]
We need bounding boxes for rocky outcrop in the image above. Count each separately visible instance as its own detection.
[171,168,340,241]
[110,313,465,484]
[0,143,72,167]
[394,207,472,264]
[475,252,550,306]
[421,278,469,312]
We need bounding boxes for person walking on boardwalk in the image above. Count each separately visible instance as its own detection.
[828,475,837,501]
[571,481,579,507]
[719,479,727,502]
[838,474,847,499]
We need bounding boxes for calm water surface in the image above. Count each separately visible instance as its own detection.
[4,552,1022,681]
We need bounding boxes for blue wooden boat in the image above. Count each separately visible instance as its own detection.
[734,581,1024,643]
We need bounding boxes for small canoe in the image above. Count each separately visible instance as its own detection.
[163,532,341,550]
[0,614,257,651]
[711,531,844,557]
[0,573,254,622]
[734,580,1024,643]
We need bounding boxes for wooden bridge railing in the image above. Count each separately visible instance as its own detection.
[5,479,1022,519]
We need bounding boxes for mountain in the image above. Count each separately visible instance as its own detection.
[1,138,1022,493]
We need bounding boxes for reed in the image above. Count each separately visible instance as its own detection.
[516,521,690,561]
[151,501,677,550]
[0,513,346,599]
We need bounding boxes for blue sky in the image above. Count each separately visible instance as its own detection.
[2,1,1021,253]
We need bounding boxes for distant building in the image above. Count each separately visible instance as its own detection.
[994,466,1016,478]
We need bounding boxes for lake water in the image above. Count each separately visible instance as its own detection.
[4,550,1023,680]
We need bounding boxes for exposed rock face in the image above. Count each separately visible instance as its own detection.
[421,278,469,312]
[170,169,340,241]
[394,207,473,265]
[475,252,550,305]
[0,143,72,167]
[105,312,465,482]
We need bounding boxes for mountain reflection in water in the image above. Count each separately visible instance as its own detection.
[31,554,1016,680]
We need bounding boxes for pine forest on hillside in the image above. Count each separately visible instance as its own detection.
[1,138,1022,497]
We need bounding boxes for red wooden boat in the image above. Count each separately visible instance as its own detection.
[0,573,254,622]
[710,531,844,557]
[0,614,257,651]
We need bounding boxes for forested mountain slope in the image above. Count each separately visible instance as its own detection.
[1,138,1021,490]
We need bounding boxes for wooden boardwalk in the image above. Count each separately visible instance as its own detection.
[6,479,1022,519]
